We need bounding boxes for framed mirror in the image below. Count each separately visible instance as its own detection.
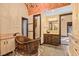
[48,20,58,31]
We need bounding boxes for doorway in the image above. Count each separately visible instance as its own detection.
[60,13,72,45]
[67,22,72,35]
[33,14,41,39]
[22,17,28,36]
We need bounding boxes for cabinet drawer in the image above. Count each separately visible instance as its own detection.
[7,38,15,52]
[1,40,7,55]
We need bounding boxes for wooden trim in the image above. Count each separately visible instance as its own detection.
[33,14,41,39]
[22,17,28,37]
[60,13,72,16]
[59,13,72,43]
[59,15,61,44]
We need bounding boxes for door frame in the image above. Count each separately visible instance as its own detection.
[22,17,28,37]
[33,14,41,39]
[59,13,72,43]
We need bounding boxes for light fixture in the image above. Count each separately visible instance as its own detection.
[26,3,38,8]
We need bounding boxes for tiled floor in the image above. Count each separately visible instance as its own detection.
[38,37,70,56]
[6,44,68,56]
[38,44,68,56]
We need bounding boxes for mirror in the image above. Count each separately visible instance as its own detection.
[48,20,58,31]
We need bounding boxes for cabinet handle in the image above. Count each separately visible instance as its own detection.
[4,41,5,44]
[6,41,8,44]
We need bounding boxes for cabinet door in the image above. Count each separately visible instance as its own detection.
[7,38,15,53]
[10,38,15,51]
[1,40,7,55]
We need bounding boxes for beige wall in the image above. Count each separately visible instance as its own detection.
[28,15,33,39]
[41,12,47,43]
[72,4,79,36]
[61,15,72,36]
[0,3,28,35]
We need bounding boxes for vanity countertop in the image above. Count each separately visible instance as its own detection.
[44,33,59,35]
[0,33,15,40]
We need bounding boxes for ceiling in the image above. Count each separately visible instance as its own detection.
[26,3,70,15]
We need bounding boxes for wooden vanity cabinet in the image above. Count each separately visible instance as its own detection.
[44,34,60,46]
[0,37,15,55]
